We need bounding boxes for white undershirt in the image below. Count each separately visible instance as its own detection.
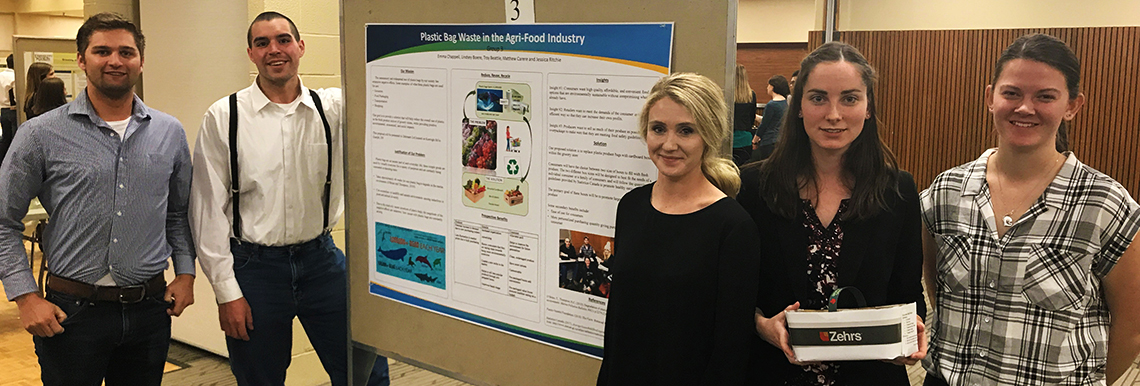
[95,117,131,285]
[107,117,130,141]
[273,98,302,114]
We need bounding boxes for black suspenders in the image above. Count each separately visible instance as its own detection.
[310,90,334,232]
[228,94,242,239]
[228,89,332,241]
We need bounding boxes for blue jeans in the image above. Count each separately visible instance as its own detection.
[227,234,389,386]
[34,290,171,386]
[559,261,572,287]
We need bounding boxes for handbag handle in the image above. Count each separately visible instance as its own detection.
[827,286,867,312]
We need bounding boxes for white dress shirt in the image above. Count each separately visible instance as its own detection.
[0,69,15,108]
[191,82,344,303]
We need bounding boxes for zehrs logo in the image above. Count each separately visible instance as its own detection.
[789,324,899,346]
[819,331,862,342]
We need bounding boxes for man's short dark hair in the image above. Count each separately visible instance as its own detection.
[77,13,146,55]
[5,54,12,69]
[248,11,300,48]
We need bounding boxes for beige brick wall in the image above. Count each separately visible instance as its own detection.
[253,0,342,90]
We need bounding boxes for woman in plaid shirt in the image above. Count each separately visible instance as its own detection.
[921,34,1140,386]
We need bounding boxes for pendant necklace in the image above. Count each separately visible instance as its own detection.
[993,153,1062,228]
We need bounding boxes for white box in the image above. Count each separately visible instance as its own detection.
[784,302,918,361]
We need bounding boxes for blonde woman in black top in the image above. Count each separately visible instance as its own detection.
[733,64,757,165]
[598,73,760,385]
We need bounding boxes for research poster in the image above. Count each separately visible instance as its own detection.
[365,23,672,357]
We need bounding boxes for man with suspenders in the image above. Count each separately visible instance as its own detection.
[191,11,389,386]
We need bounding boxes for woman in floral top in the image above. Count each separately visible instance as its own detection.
[737,41,927,385]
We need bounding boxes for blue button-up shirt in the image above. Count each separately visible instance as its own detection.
[0,90,195,301]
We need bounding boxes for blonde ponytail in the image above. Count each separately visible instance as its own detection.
[704,155,741,198]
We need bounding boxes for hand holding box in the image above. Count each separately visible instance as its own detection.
[785,287,919,362]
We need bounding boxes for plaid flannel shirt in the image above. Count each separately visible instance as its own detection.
[920,149,1140,386]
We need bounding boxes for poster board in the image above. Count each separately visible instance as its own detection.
[344,1,736,385]
[11,37,77,123]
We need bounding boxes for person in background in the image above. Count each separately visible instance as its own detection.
[581,248,601,294]
[576,235,595,289]
[27,77,68,120]
[559,237,577,288]
[732,64,757,165]
[595,241,612,297]
[597,73,760,385]
[4,61,53,166]
[21,62,54,121]
[0,13,195,386]
[738,41,926,385]
[580,235,595,258]
[921,33,1140,386]
[0,54,14,164]
[790,69,799,89]
[749,74,790,162]
[191,11,388,386]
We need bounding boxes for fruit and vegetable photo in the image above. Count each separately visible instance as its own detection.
[461,119,497,170]
[463,178,487,203]
[504,185,524,206]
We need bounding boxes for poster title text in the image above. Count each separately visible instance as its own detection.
[421,32,586,45]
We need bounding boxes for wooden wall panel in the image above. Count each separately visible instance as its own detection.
[808,28,1140,197]
[737,42,808,103]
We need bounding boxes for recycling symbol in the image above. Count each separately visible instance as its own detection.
[506,159,520,175]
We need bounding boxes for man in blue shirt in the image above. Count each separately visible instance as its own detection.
[0,13,195,386]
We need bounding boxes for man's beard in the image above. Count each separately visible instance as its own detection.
[95,81,134,100]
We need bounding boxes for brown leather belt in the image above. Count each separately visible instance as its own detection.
[46,273,165,303]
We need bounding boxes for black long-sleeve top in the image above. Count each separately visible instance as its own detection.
[737,166,927,385]
[597,183,761,385]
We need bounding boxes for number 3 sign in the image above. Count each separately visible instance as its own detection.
[505,0,535,23]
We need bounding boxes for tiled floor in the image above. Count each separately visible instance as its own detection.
[0,295,40,386]
[0,242,464,386]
